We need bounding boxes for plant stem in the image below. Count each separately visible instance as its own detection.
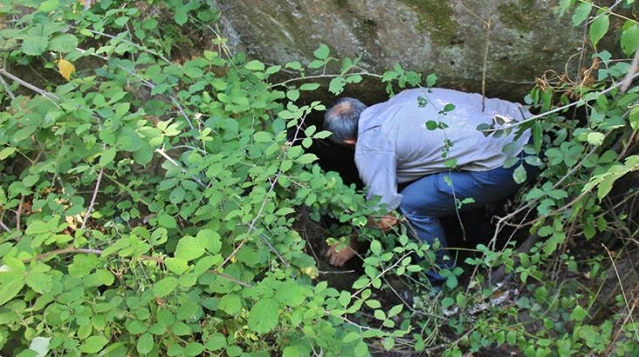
[0,67,60,103]
[81,167,104,230]
[481,72,639,134]
[0,72,15,100]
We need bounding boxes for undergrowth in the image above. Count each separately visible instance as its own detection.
[0,0,637,356]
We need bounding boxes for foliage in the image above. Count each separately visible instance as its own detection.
[0,0,638,356]
[0,1,410,355]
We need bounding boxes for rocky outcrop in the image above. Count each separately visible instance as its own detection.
[214,0,600,100]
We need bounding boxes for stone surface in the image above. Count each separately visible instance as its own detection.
[215,0,595,100]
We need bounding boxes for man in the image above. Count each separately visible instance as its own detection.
[323,87,532,284]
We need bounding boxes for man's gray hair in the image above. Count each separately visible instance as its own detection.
[323,97,367,144]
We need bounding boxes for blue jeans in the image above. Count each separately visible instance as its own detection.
[398,164,528,284]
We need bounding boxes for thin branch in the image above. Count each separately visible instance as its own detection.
[579,0,639,24]
[0,220,10,233]
[620,49,639,93]
[481,18,492,112]
[73,28,172,64]
[0,67,60,102]
[602,243,639,341]
[16,197,23,232]
[154,148,206,188]
[0,73,15,100]
[481,72,639,133]
[118,66,194,130]
[268,72,381,89]
[81,167,104,230]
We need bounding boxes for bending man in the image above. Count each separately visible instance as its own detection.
[323,87,532,284]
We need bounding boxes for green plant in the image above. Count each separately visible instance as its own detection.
[1,0,638,356]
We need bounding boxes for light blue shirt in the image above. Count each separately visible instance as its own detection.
[355,88,531,210]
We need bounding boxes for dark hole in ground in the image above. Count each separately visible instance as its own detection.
[288,79,531,290]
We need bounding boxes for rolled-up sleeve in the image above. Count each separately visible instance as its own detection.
[355,150,402,211]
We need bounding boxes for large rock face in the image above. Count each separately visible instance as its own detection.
[215,0,591,100]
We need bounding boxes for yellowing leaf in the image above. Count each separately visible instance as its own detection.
[57,59,76,81]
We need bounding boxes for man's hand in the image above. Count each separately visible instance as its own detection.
[367,214,403,232]
[325,237,358,267]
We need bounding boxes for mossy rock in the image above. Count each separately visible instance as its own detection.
[214,0,624,101]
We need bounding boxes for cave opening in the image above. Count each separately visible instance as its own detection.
[291,79,527,277]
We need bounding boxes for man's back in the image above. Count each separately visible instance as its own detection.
[354,88,531,209]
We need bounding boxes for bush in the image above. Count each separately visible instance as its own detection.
[0,1,638,356]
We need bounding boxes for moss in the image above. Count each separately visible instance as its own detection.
[399,0,457,45]
[498,0,542,32]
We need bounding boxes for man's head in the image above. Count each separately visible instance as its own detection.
[323,97,367,146]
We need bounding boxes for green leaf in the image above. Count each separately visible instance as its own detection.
[343,331,360,343]
[184,342,204,356]
[502,142,519,155]
[26,272,52,294]
[572,2,592,26]
[589,14,609,47]
[248,298,279,333]
[29,337,50,357]
[286,89,300,101]
[532,121,543,153]
[354,341,368,357]
[175,236,206,261]
[22,36,49,56]
[81,335,108,354]
[142,18,158,29]
[629,106,639,130]
[586,132,605,145]
[245,60,265,71]
[38,0,59,12]
[328,77,346,95]
[283,345,301,357]
[313,44,330,60]
[157,213,177,229]
[296,153,317,164]
[370,240,382,255]
[285,61,302,70]
[100,148,117,167]
[219,294,242,315]
[204,334,227,351]
[621,23,639,56]
[443,103,456,112]
[446,274,458,289]
[0,270,25,305]
[175,9,188,25]
[570,305,589,322]
[153,277,179,297]
[299,83,320,91]
[197,229,222,254]
[425,120,438,130]
[165,257,189,275]
[426,73,437,87]
[48,34,78,53]
[137,333,154,355]
[253,131,273,143]
[126,319,148,334]
[0,147,15,160]
[513,164,527,184]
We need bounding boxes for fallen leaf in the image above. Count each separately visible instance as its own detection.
[57,59,76,81]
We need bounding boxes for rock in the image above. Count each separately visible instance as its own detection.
[215,0,599,100]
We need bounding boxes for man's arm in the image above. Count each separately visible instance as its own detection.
[325,150,403,267]
[355,150,402,210]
